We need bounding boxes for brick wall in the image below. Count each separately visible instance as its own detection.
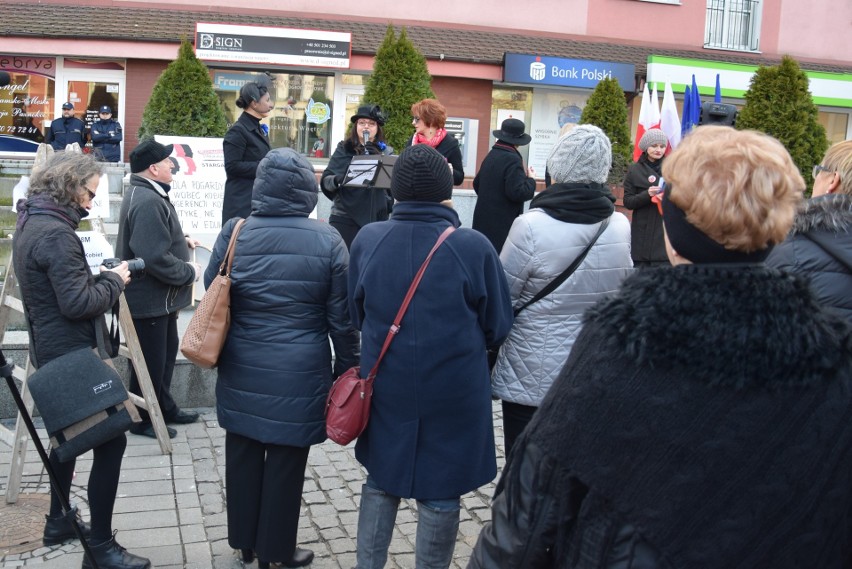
[123,59,170,160]
[431,77,493,184]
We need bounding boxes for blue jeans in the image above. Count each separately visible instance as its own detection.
[356,476,460,569]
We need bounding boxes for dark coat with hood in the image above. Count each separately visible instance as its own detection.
[13,197,125,367]
[205,149,359,447]
[348,202,513,500]
[472,142,536,253]
[766,193,852,326]
[116,174,195,319]
[321,138,395,228]
[622,154,667,263]
[222,111,271,224]
[470,265,852,569]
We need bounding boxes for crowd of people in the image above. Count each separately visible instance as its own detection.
[12,94,852,569]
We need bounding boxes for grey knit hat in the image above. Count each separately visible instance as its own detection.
[390,144,453,203]
[546,124,612,184]
[639,128,668,152]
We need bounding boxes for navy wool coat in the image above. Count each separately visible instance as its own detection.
[204,149,359,447]
[348,202,513,500]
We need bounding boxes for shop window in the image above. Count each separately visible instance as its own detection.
[705,0,761,52]
[0,65,54,153]
[819,110,850,145]
[214,71,334,160]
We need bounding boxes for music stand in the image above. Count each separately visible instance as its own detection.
[344,155,397,189]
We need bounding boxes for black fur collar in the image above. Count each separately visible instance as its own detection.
[586,264,852,389]
[791,193,852,234]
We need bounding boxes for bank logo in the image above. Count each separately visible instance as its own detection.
[529,56,546,81]
[199,33,214,49]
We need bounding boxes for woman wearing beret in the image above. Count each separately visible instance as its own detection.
[222,79,273,224]
[472,118,537,253]
[408,98,464,185]
[622,128,669,268]
[470,126,852,568]
[321,104,395,248]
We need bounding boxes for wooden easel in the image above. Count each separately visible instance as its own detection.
[1,254,173,504]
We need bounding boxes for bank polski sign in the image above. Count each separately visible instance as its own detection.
[504,53,634,91]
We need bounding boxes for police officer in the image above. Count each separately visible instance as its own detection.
[46,102,86,151]
[90,105,123,162]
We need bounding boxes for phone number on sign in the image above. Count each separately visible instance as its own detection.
[0,126,40,134]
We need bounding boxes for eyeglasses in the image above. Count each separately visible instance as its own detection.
[813,164,834,178]
[82,186,97,201]
[356,120,377,128]
[412,116,421,123]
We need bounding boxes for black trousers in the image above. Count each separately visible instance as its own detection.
[225,432,310,562]
[129,312,180,423]
[329,215,360,250]
[49,433,126,543]
[501,400,538,457]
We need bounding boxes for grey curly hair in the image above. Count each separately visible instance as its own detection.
[27,152,103,207]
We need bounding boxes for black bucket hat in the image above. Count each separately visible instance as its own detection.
[351,104,386,126]
[493,118,531,146]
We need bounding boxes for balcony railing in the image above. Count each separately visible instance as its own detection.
[705,0,761,52]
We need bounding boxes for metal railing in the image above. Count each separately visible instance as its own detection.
[705,0,761,52]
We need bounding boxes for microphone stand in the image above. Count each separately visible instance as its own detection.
[0,350,100,568]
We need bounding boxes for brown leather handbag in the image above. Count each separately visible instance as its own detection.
[325,226,455,445]
[180,218,246,369]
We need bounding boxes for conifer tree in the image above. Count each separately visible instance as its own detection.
[579,77,632,184]
[138,39,228,140]
[363,26,435,151]
[737,55,828,189]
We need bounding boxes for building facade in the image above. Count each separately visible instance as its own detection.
[1,0,850,177]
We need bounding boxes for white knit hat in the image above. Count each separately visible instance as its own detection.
[546,124,612,184]
[638,128,668,152]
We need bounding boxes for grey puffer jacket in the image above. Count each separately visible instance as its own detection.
[766,193,852,326]
[491,209,633,406]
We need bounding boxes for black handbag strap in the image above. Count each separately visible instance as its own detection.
[365,225,456,380]
[514,217,610,317]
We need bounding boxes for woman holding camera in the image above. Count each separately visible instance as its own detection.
[13,152,150,569]
[321,104,394,248]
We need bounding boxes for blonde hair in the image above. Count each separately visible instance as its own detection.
[662,126,803,252]
[820,140,852,196]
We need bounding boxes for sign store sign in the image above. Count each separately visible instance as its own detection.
[504,53,634,91]
[196,23,351,69]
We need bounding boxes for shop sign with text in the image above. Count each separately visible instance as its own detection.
[504,53,634,91]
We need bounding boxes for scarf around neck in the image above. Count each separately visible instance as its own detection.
[529,181,615,224]
[414,128,447,149]
[16,194,84,232]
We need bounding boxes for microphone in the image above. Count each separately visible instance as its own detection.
[363,130,370,154]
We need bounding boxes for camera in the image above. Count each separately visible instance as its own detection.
[102,257,146,279]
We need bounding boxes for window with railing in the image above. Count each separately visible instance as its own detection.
[705,0,761,52]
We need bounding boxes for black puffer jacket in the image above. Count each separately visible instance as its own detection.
[205,148,359,446]
[622,154,667,263]
[766,193,852,326]
[470,265,852,569]
[13,200,124,367]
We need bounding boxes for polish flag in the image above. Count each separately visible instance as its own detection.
[660,81,682,153]
[633,83,661,162]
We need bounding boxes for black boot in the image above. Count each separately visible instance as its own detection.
[43,506,91,546]
[283,547,315,568]
[81,533,151,569]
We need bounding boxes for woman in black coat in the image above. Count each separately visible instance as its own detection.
[14,152,151,569]
[767,140,852,326]
[320,104,394,248]
[470,127,852,569]
[206,148,358,569]
[222,80,273,224]
[622,128,668,267]
[407,98,464,185]
[472,118,537,253]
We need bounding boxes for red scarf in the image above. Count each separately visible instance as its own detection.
[413,128,447,149]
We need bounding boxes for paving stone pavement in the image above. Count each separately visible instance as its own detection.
[0,402,507,568]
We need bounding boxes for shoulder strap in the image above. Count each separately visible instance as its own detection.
[365,225,456,380]
[514,217,610,317]
[218,218,246,277]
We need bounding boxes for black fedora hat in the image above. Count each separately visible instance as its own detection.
[493,118,531,146]
[351,104,386,126]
